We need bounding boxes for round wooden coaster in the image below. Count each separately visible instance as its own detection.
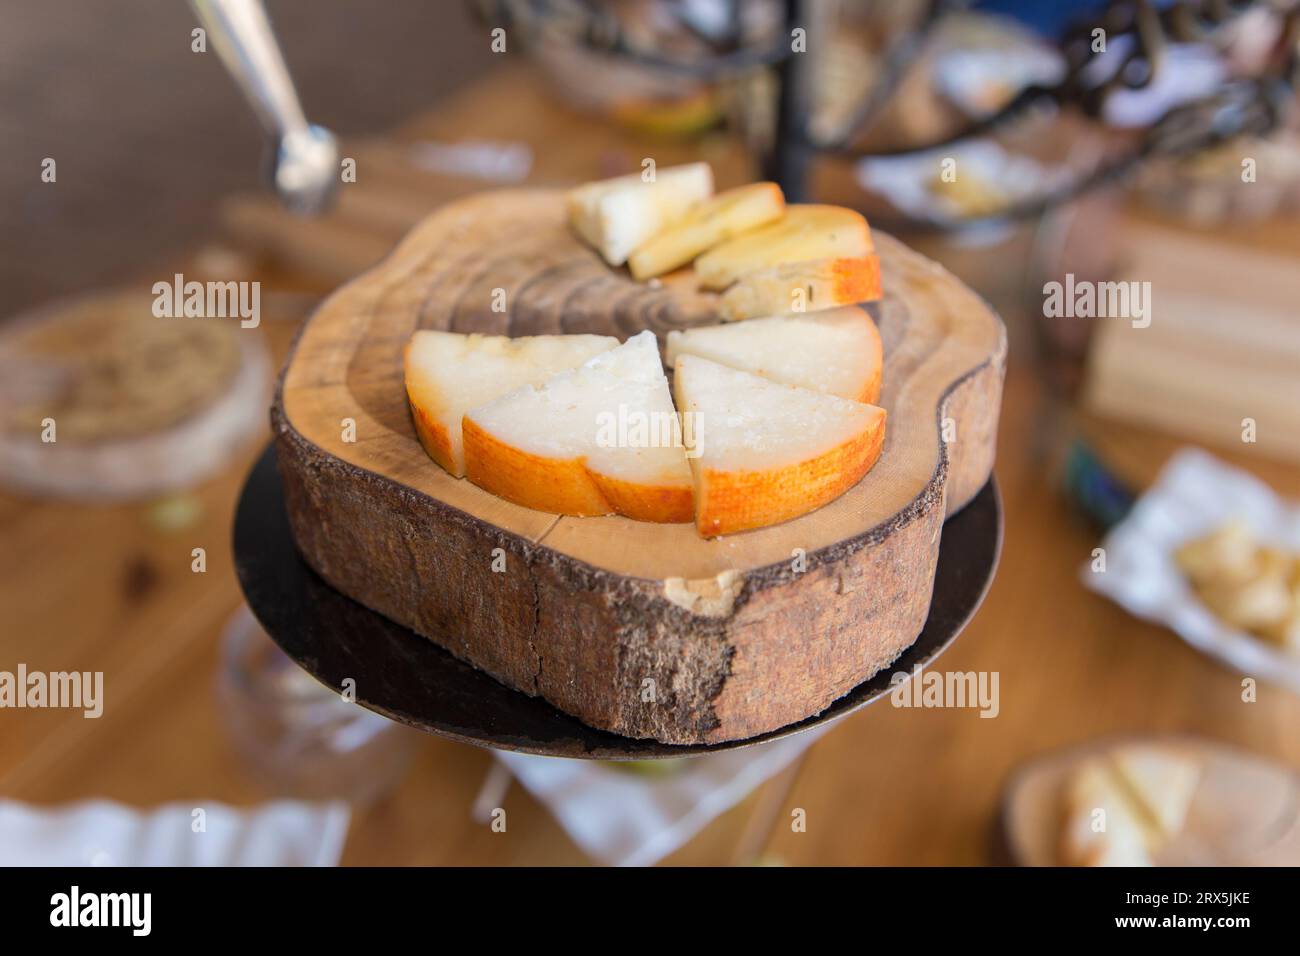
[0,290,271,500]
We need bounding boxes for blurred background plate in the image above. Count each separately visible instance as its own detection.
[0,289,270,500]
[998,735,1300,866]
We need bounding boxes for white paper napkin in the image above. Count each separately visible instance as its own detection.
[1083,447,1300,693]
[498,727,826,867]
[0,799,350,867]
[1086,41,1226,129]
[932,46,1065,118]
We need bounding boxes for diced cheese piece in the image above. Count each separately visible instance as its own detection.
[628,182,785,280]
[463,331,693,522]
[693,204,873,290]
[1110,747,1200,844]
[665,306,883,403]
[673,355,886,536]
[720,256,882,321]
[1059,761,1154,867]
[567,162,713,266]
[404,330,617,477]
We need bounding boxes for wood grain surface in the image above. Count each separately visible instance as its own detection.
[274,188,1006,743]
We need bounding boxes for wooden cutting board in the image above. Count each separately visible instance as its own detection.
[1082,217,1300,464]
[0,289,271,500]
[274,189,1006,745]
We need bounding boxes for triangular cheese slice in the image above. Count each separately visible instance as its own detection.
[665,306,883,403]
[628,182,785,280]
[567,162,713,266]
[673,355,886,536]
[404,330,617,477]
[463,331,693,522]
[1110,747,1201,843]
[1059,761,1154,867]
[693,204,873,290]
[720,255,882,321]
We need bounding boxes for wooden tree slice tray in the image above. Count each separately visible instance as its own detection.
[236,443,1001,758]
[273,189,1007,745]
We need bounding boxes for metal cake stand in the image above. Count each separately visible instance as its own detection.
[233,444,1001,759]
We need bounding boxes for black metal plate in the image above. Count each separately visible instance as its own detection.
[233,444,1002,759]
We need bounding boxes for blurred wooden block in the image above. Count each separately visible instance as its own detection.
[1082,216,1300,464]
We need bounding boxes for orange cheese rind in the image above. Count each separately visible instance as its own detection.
[720,255,883,321]
[462,415,610,516]
[694,203,874,291]
[461,331,694,522]
[665,306,883,405]
[674,354,887,537]
[403,330,617,477]
[693,408,886,536]
[627,182,786,280]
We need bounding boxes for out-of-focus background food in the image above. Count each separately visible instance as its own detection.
[2,0,1299,866]
[0,1,495,317]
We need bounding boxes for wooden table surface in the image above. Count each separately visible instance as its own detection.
[4,65,1298,866]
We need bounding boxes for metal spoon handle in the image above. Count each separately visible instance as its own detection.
[189,0,339,215]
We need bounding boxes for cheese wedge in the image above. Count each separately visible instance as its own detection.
[463,330,693,522]
[404,331,617,477]
[694,204,873,290]
[1059,761,1154,867]
[665,306,883,403]
[720,255,882,321]
[567,162,713,266]
[673,355,886,536]
[1110,747,1200,844]
[627,182,785,280]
